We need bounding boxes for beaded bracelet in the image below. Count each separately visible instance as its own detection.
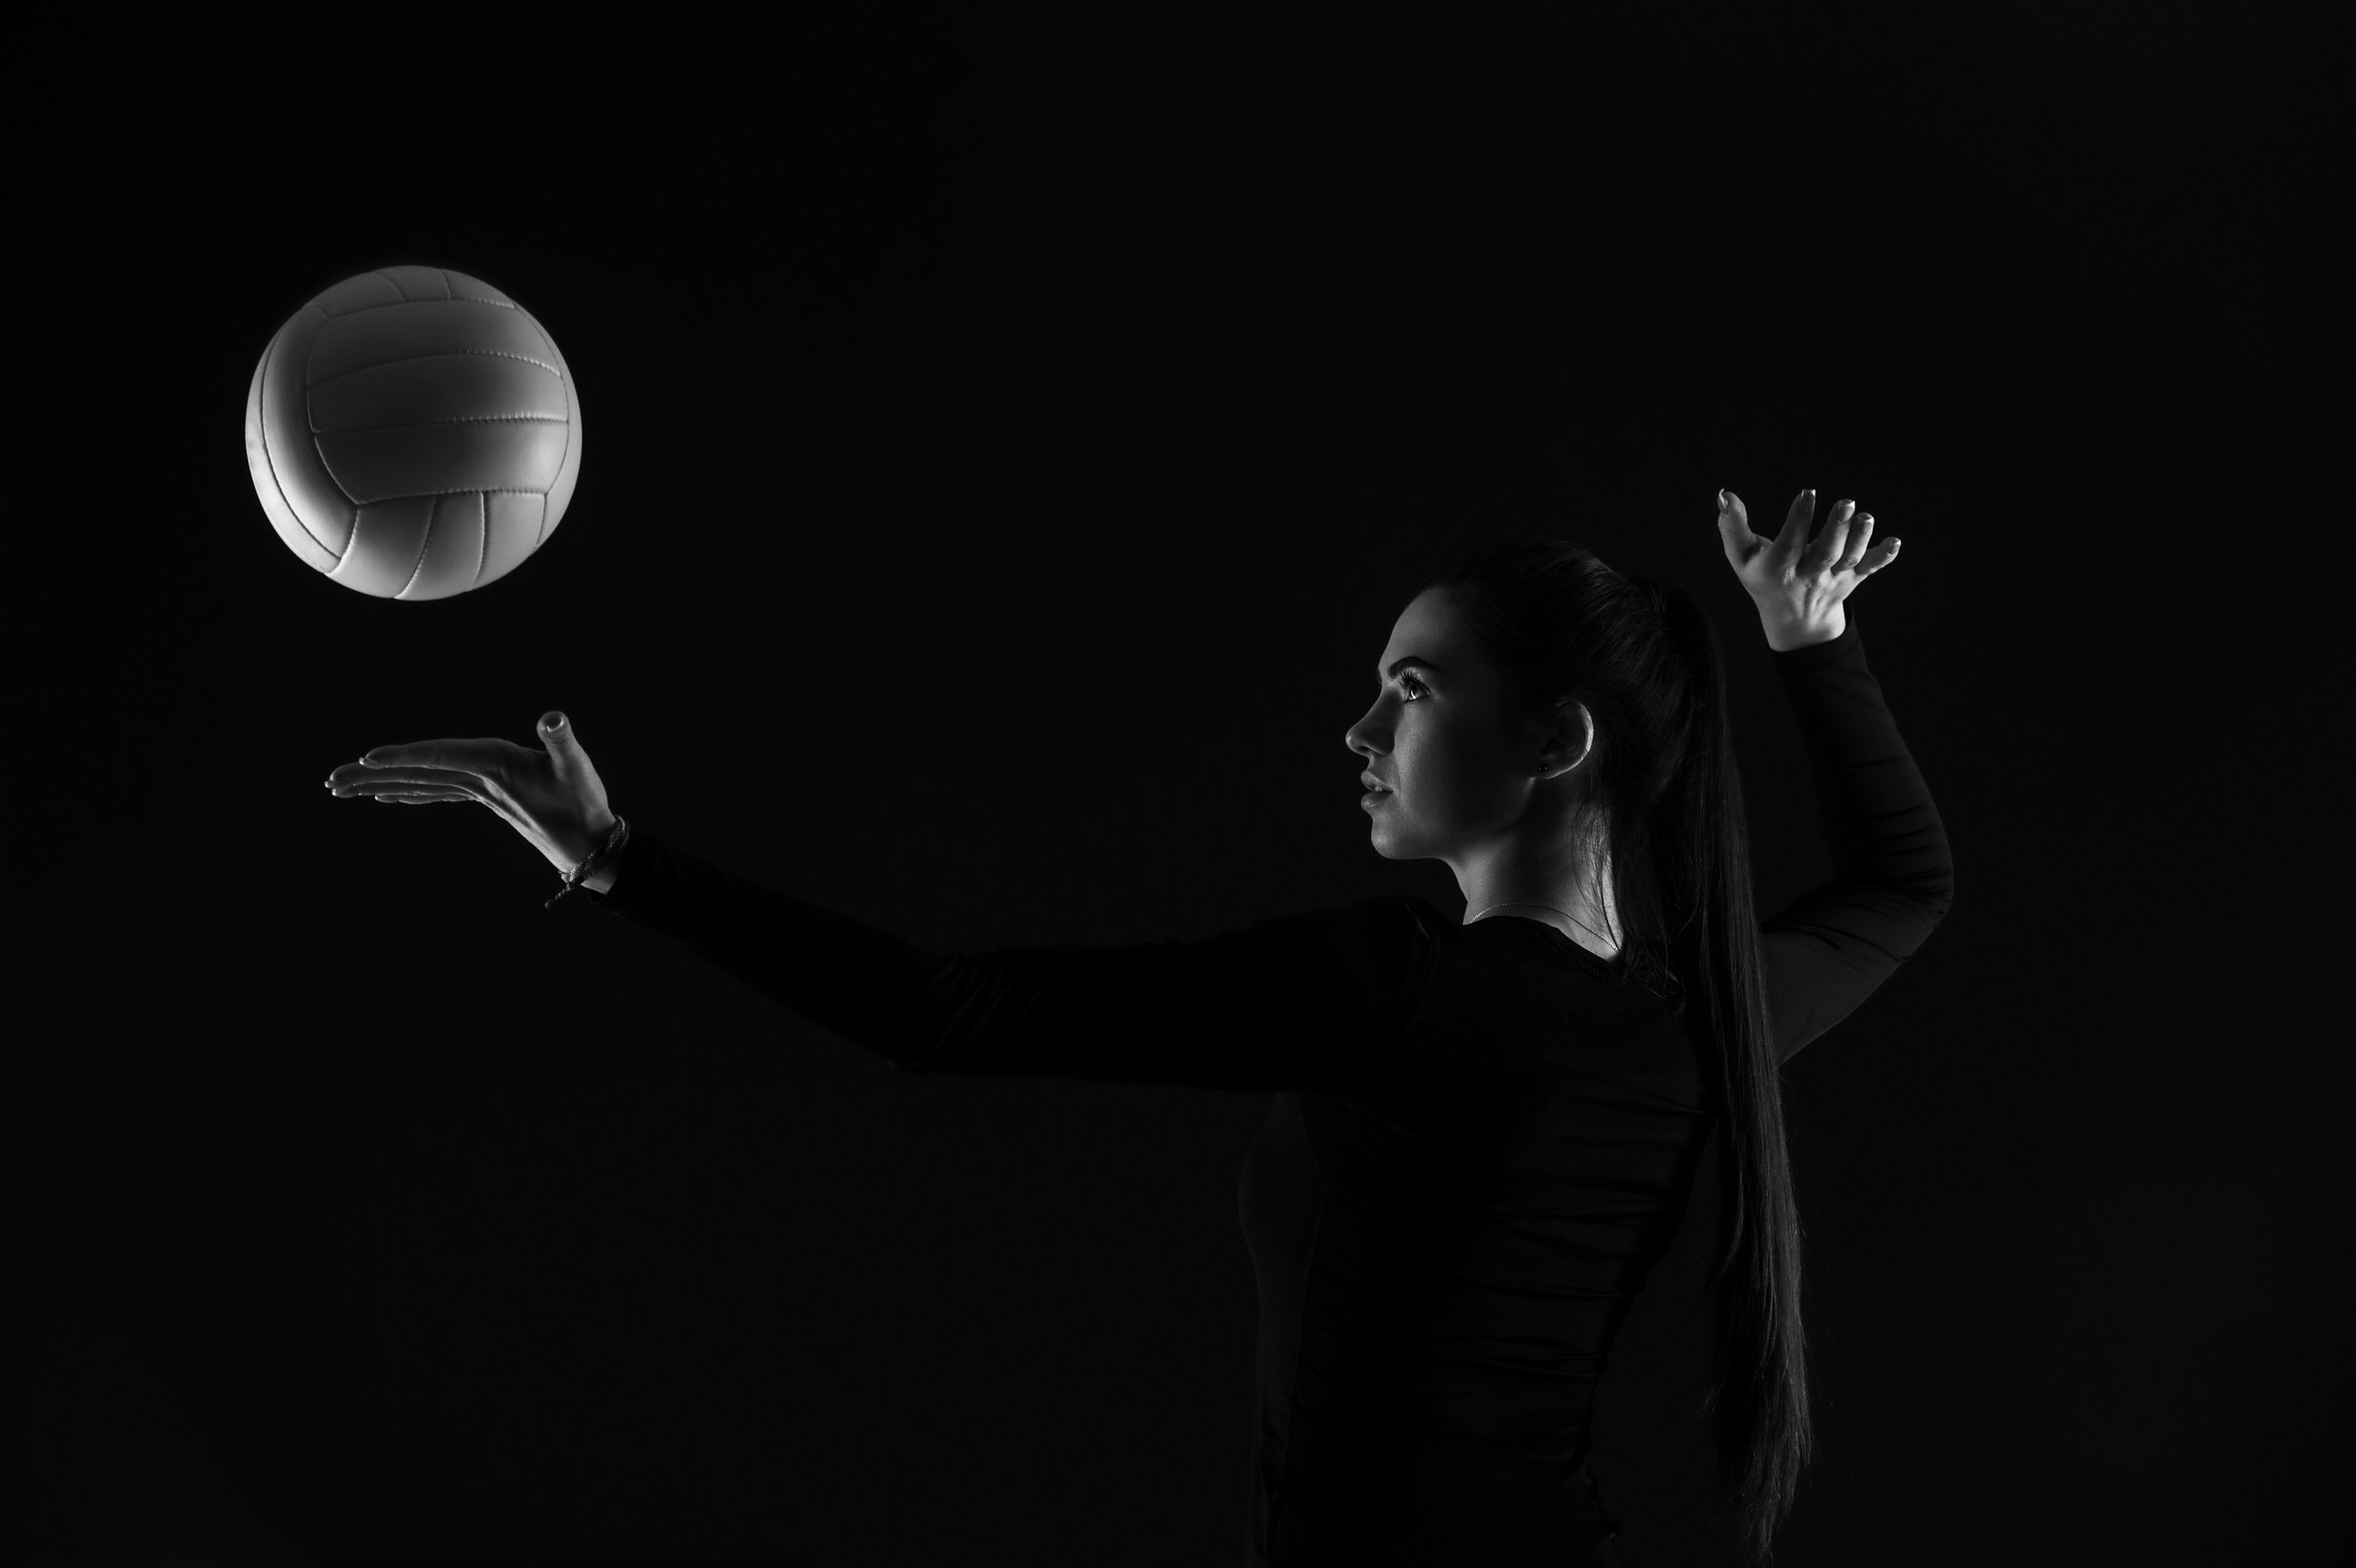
[544,816,631,911]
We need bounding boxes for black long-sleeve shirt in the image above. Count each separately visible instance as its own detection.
[569,611,1952,1565]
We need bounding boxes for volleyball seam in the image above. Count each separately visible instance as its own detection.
[397,494,440,600]
[306,347,561,389]
[313,414,567,432]
[471,490,490,592]
[333,293,519,318]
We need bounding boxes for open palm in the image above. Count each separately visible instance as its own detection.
[1716,488,1901,628]
[322,710,618,877]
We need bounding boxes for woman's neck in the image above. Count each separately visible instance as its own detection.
[1460,833,1622,956]
[1468,873,1622,950]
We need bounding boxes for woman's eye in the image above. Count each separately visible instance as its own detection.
[1398,675,1429,702]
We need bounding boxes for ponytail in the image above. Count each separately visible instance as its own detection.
[1646,572,1816,1565]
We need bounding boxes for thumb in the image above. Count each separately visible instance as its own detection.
[540,710,576,759]
[1714,489,1758,564]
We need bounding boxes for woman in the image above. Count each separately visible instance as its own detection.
[325,489,1952,1566]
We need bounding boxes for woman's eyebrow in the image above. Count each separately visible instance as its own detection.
[1378,656,1445,684]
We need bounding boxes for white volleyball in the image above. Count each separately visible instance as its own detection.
[243,265,584,600]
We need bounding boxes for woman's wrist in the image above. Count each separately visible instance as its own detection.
[1761,603,1846,652]
[575,813,626,894]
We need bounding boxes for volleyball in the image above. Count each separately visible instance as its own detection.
[243,265,584,600]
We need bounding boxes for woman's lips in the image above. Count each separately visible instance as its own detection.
[1362,789,1390,808]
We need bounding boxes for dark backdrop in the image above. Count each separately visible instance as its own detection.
[17,8,2341,1565]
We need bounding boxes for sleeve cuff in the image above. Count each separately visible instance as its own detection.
[553,819,651,915]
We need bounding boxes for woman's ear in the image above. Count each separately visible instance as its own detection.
[1516,696,1592,776]
[1533,699,1596,775]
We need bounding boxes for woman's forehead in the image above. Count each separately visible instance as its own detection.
[1384,588,1463,660]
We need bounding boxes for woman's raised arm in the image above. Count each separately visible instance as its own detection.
[1713,488,1950,1063]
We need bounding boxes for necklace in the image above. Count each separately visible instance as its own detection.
[1468,900,1619,955]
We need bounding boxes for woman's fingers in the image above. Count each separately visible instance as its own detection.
[326,737,524,790]
[1774,492,1894,576]
[1717,487,1824,573]
[355,739,451,770]
[1720,485,1903,619]
[326,765,486,795]
[1833,509,1873,568]
[344,777,475,797]
[350,736,514,774]
[339,783,478,803]
[1828,510,1904,575]
[1809,498,1854,570]
[1776,489,1816,555]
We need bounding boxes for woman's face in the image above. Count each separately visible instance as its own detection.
[1345,587,1575,863]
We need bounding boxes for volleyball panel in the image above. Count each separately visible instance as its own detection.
[477,490,553,589]
[316,415,572,508]
[249,306,354,560]
[327,490,554,601]
[245,332,339,573]
[305,295,555,393]
[330,494,438,598]
[534,305,583,548]
[310,265,513,317]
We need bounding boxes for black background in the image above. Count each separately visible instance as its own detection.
[17,7,2343,1564]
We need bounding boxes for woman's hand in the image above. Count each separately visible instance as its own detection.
[323,710,618,876]
[1715,488,1902,649]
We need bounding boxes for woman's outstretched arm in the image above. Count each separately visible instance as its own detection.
[328,714,1440,1090]
[580,827,1439,1089]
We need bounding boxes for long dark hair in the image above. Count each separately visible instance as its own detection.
[1419,534,1812,1566]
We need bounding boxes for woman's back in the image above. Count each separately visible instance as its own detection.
[1237,904,1711,1561]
